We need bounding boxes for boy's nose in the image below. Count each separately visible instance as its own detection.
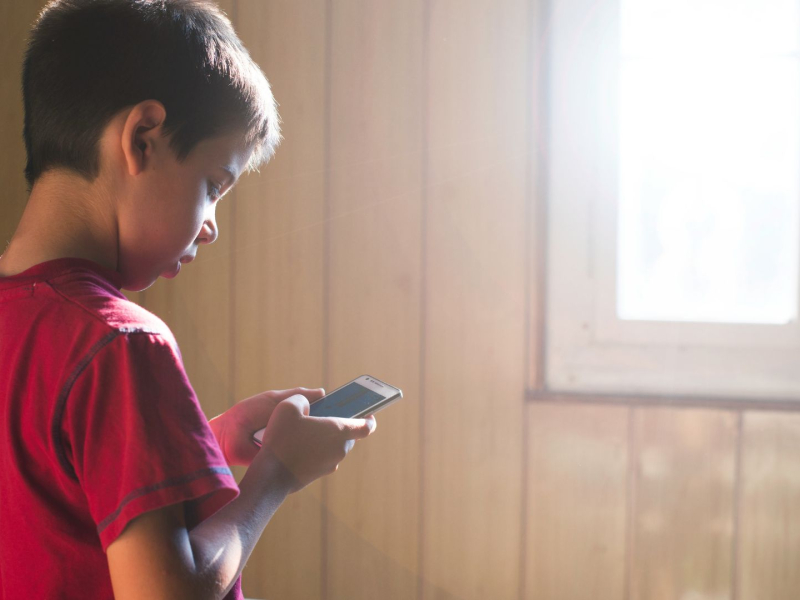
[197,217,218,245]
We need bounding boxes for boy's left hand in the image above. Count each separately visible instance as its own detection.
[208,387,325,466]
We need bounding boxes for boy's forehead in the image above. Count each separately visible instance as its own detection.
[199,132,247,157]
[198,133,253,175]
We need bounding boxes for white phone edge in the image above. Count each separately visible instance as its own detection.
[251,375,402,445]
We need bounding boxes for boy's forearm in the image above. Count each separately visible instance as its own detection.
[187,450,293,599]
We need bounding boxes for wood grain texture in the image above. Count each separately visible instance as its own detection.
[422,0,529,598]
[630,407,737,600]
[324,0,424,598]
[0,1,42,254]
[738,411,800,600]
[232,1,327,598]
[526,0,549,393]
[524,402,629,600]
[8,3,799,600]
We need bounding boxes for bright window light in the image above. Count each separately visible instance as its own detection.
[617,0,800,324]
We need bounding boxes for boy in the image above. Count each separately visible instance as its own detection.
[0,1,376,598]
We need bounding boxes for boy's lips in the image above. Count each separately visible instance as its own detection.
[162,255,195,279]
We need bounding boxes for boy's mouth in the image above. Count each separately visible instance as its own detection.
[163,255,195,279]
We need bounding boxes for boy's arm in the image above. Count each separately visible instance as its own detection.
[107,448,291,600]
[107,394,376,600]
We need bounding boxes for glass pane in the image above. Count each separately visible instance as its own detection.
[621,0,799,58]
[617,6,800,324]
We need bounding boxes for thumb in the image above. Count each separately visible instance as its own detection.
[339,415,377,440]
[239,387,323,425]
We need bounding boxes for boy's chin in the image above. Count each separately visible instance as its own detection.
[160,260,182,280]
[123,270,166,292]
[120,261,181,291]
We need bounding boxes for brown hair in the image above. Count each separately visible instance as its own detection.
[22,0,281,190]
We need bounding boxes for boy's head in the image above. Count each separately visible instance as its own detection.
[19,0,281,290]
[23,0,280,189]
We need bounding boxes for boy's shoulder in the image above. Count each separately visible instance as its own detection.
[62,277,167,332]
[0,257,179,353]
[59,276,172,336]
[38,259,178,349]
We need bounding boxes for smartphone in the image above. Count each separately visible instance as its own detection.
[252,375,403,446]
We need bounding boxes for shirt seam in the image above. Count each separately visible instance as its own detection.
[96,466,235,535]
[0,265,123,293]
[46,268,123,288]
[45,279,127,329]
[51,329,168,480]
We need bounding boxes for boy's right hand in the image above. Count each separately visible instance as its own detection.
[254,394,377,493]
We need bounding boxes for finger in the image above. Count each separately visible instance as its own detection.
[273,387,325,404]
[336,416,377,440]
[307,387,325,401]
[272,386,314,399]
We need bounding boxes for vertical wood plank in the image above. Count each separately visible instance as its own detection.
[232,1,327,598]
[630,407,737,600]
[526,0,550,393]
[325,0,424,598]
[524,402,629,600]
[0,1,43,259]
[422,0,529,598]
[738,411,800,600]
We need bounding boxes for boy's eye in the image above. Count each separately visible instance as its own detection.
[208,182,223,200]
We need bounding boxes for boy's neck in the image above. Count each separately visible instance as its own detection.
[0,172,119,278]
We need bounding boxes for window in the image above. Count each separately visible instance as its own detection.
[545,0,800,399]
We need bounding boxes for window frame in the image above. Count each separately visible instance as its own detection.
[542,0,800,402]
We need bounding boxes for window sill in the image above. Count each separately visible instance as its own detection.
[526,388,800,412]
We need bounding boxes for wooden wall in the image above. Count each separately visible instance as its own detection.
[2,1,800,599]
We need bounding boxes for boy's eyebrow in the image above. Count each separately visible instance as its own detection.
[220,166,238,186]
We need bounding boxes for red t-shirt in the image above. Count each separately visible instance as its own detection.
[0,257,243,599]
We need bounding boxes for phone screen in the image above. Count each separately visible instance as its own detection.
[310,381,387,418]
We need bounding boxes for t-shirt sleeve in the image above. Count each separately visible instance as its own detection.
[60,330,239,551]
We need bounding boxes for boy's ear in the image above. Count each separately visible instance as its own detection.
[121,100,167,176]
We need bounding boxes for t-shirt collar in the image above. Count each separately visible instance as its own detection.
[0,256,125,290]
